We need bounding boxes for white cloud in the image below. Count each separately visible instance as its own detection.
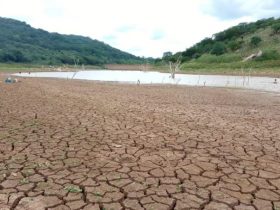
[0,0,278,57]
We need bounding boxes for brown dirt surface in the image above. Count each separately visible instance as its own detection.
[0,75,280,210]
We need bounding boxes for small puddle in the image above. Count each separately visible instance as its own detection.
[14,70,280,93]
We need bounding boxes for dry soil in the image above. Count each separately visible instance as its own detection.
[0,75,280,210]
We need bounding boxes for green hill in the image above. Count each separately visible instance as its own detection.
[0,17,142,65]
[161,17,280,75]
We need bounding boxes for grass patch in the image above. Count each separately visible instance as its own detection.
[19,178,29,184]
[180,59,280,76]
[176,184,183,192]
[196,54,241,63]
[94,192,102,197]
[64,186,82,193]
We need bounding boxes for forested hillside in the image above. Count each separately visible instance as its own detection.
[0,17,143,65]
[161,17,280,72]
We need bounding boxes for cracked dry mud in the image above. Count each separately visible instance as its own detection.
[0,75,280,210]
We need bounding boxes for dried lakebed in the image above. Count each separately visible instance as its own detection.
[15,70,280,93]
[1,75,280,209]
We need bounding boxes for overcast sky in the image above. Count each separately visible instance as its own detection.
[0,0,279,58]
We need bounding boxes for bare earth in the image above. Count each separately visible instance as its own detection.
[0,75,280,210]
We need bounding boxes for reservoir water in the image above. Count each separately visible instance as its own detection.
[14,70,280,93]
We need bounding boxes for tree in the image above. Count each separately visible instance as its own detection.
[210,42,226,55]
[250,36,262,47]
[169,56,181,79]
[182,46,199,59]
[162,51,173,59]
[196,38,215,53]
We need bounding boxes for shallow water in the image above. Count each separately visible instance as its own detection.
[14,70,280,92]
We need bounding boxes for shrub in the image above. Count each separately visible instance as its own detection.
[228,40,244,51]
[256,50,280,61]
[250,36,262,47]
[272,23,280,34]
